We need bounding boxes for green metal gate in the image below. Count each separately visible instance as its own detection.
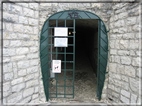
[40,10,108,101]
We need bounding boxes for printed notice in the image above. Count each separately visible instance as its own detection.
[54,27,68,36]
[52,60,61,73]
[54,38,68,47]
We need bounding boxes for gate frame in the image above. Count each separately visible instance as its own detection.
[40,10,108,101]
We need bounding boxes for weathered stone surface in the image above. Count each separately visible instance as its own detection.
[12,83,25,92]
[3,63,12,73]
[23,88,34,98]
[13,24,23,32]
[121,89,130,98]
[110,49,117,55]
[17,61,30,68]
[34,86,39,93]
[18,69,27,77]
[10,40,22,47]
[129,78,139,92]
[7,92,22,103]
[16,47,29,55]
[130,93,137,103]
[129,40,139,49]
[114,20,125,27]
[3,12,19,23]
[11,77,24,85]
[120,95,130,103]
[119,40,129,49]
[20,96,32,103]
[121,56,131,65]
[109,63,117,73]
[117,64,125,74]
[23,7,34,17]
[123,33,135,39]
[3,82,11,92]
[27,53,39,59]
[8,4,22,15]
[5,23,13,31]
[3,48,16,56]
[132,57,140,66]
[19,16,28,24]
[127,17,137,25]
[121,75,128,82]
[4,72,13,81]
[124,66,136,77]
[32,94,38,100]
[27,66,38,74]
[26,80,38,88]
[118,50,129,56]
[23,25,33,34]
[11,55,26,61]
[29,18,38,25]
[24,73,35,81]
[29,3,39,10]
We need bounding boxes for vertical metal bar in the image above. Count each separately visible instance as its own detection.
[64,20,67,98]
[47,21,49,100]
[55,19,58,98]
[97,19,100,99]
[73,19,76,98]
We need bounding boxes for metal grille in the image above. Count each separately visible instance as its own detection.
[48,19,75,98]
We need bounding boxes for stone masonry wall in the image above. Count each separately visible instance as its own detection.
[39,2,112,102]
[2,2,40,104]
[108,3,141,105]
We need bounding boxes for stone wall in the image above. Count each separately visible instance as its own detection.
[107,3,141,105]
[2,2,40,104]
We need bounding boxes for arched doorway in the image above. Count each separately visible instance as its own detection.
[40,10,108,101]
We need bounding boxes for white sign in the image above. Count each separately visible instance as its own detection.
[54,38,68,47]
[52,60,61,73]
[54,27,68,36]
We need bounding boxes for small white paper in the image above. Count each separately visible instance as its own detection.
[52,60,61,73]
[54,27,68,36]
[54,38,68,47]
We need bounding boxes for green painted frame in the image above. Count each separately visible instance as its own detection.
[40,10,108,101]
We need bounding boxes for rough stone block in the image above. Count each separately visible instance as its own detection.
[30,59,39,66]
[23,87,34,98]
[121,75,128,82]
[24,73,35,81]
[4,72,13,81]
[7,92,22,103]
[132,57,140,66]
[8,4,22,15]
[34,11,39,18]
[26,80,38,88]
[5,23,13,31]
[120,95,130,103]
[3,40,10,47]
[20,96,32,103]
[32,94,38,100]
[17,61,30,69]
[123,33,135,39]
[13,24,23,33]
[129,78,139,92]
[109,63,117,73]
[27,66,38,74]
[127,17,137,25]
[3,82,11,92]
[23,25,33,34]
[18,33,30,40]
[30,47,38,53]
[3,48,16,56]
[29,18,38,26]
[114,20,125,27]
[110,49,117,55]
[118,12,128,19]
[124,66,136,77]
[118,27,127,33]
[11,55,26,61]
[130,93,137,103]
[3,63,12,73]
[29,3,39,10]
[136,68,141,78]
[118,50,129,56]
[34,86,39,93]
[10,40,22,47]
[16,47,29,55]
[121,89,130,98]
[23,7,34,17]
[19,16,28,24]
[12,83,25,92]
[3,12,19,23]
[27,53,38,59]
[11,77,24,85]
[121,56,131,65]
[119,40,129,49]
[18,69,26,77]
[129,40,139,49]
